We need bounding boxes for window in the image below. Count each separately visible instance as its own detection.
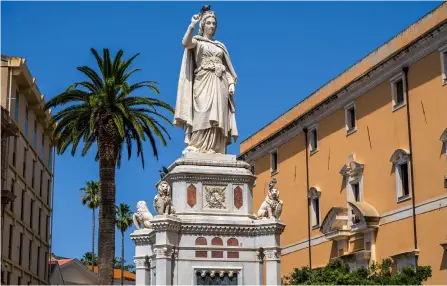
[344,102,356,134]
[32,160,36,189]
[8,225,13,259]
[390,149,411,202]
[38,209,41,236]
[47,179,51,205]
[440,44,447,85]
[308,125,318,154]
[41,134,45,158]
[30,200,34,229]
[46,215,50,240]
[390,73,407,110]
[23,148,27,178]
[48,146,52,169]
[28,240,32,269]
[19,233,23,265]
[270,150,278,174]
[10,180,15,211]
[40,170,43,197]
[37,246,40,275]
[308,187,321,228]
[12,136,16,167]
[24,107,29,135]
[14,90,19,122]
[352,182,360,202]
[21,190,25,220]
[33,120,37,148]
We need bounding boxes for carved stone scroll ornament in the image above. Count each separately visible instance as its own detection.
[132,201,153,229]
[154,246,176,259]
[263,249,281,261]
[256,178,283,219]
[204,186,226,209]
[154,181,176,215]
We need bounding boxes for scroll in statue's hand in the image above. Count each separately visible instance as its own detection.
[229,84,235,96]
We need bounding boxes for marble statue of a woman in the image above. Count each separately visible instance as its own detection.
[174,7,238,154]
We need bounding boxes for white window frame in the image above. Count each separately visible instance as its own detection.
[440,44,447,86]
[270,149,278,175]
[308,187,321,228]
[347,176,363,203]
[390,72,407,112]
[390,149,412,203]
[344,102,357,135]
[308,124,318,155]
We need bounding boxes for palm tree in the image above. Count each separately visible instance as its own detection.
[80,180,100,268]
[81,251,98,266]
[115,203,133,285]
[44,48,173,284]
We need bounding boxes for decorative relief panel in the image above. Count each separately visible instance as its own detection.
[187,184,197,208]
[233,186,243,209]
[204,186,227,209]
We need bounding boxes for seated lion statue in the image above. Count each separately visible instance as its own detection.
[256,178,283,219]
[154,181,175,215]
[133,201,153,229]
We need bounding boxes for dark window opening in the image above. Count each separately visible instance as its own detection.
[352,183,360,202]
[271,152,278,172]
[400,163,409,197]
[395,79,404,105]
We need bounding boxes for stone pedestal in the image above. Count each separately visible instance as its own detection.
[131,153,286,285]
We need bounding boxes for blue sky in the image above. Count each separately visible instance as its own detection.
[1,1,441,267]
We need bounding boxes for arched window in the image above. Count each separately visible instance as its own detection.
[227,238,238,247]
[390,149,411,202]
[211,237,223,246]
[195,237,207,245]
[195,237,207,258]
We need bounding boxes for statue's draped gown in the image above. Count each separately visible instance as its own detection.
[189,40,236,153]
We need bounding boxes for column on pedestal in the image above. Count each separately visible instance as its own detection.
[154,245,176,285]
[134,256,151,285]
[264,248,281,285]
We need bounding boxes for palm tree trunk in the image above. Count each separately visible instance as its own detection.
[121,230,124,285]
[98,129,117,285]
[92,208,95,268]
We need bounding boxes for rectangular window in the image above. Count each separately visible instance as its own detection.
[8,225,13,259]
[352,183,360,202]
[440,45,447,85]
[38,209,41,236]
[396,162,411,200]
[47,179,51,205]
[32,160,36,189]
[37,246,40,275]
[14,90,19,122]
[19,233,23,265]
[311,197,320,227]
[30,200,34,229]
[12,136,16,167]
[46,215,50,240]
[44,252,48,281]
[33,120,37,148]
[41,134,45,158]
[395,79,404,105]
[48,146,52,169]
[28,240,32,270]
[21,190,25,221]
[10,180,15,211]
[40,170,44,197]
[345,103,356,133]
[24,107,29,136]
[391,73,407,111]
[23,148,27,178]
[270,151,278,174]
[309,126,318,153]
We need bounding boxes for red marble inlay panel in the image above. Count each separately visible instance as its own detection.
[211,251,223,258]
[227,238,238,247]
[195,251,207,258]
[187,184,197,208]
[195,237,207,245]
[211,237,223,246]
[227,252,239,259]
[234,186,243,209]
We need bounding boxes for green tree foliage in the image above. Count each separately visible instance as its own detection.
[80,252,98,266]
[80,180,100,267]
[283,258,431,285]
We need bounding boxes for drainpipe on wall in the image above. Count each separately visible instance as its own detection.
[402,66,419,267]
[303,128,312,269]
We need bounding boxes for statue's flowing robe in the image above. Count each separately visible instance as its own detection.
[174,36,238,153]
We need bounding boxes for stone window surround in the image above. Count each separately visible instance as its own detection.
[440,43,447,86]
[340,154,365,227]
[307,124,318,155]
[390,149,412,203]
[269,149,278,175]
[308,187,321,229]
[389,71,407,112]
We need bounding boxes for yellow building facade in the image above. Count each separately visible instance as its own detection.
[238,4,447,284]
[1,55,55,284]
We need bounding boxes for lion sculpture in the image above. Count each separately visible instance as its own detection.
[133,201,153,229]
[256,178,283,219]
[154,181,175,215]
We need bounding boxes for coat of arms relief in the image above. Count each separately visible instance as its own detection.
[204,186,227,209]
